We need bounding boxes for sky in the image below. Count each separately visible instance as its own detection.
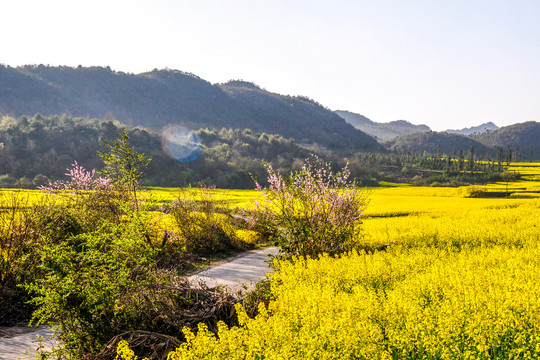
[1,0,539,131]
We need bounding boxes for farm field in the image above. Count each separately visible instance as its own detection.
[3,162,540,359]
[162,163,540,359]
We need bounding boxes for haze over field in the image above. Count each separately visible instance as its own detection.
[1,0,538,131]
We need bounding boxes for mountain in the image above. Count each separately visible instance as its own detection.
[335,110,430,141]
[0,65,382,152]
[0,114,318,188]
[383,131,495,158]
[473,121,540,161]
[446,122,499,135]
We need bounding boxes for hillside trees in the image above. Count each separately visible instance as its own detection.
[473,121,540,160]
[0,65,382,152]
[0,115,322,188]
[0,114,512,189]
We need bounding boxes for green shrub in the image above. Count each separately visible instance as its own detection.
[170,187,245,256]
[0,191,39,324]
[0,174,17,188]
[27,220,159,357]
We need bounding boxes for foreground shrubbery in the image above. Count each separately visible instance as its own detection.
[0,191,40,324]
[0,131,262,359]
[169,186,249,256]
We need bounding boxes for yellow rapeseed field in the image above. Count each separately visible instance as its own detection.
[162,162,540,359]
[5,162,540,359]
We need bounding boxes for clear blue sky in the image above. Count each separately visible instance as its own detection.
[1,0,539,131]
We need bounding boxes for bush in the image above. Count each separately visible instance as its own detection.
[26,215,240,359]
[23,134,162,357]
[0,174,17,188]
[169,187,246,256]
[32,174,49,188]
[251,157,368,258]
[39,161,125,230]
[0,191,40,324]
[27,221,158,356]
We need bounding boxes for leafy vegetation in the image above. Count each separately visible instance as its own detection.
[473,121,540,161]
[0,132,263,359]
[168,186,250,256]
[0,191,40,324]
[383,130,495,158]
[98,128,151,210]
[0,114,314,189]
[0,114,513,191]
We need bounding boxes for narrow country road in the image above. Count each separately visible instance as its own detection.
[0,247,279,360]
[0,327,55,360]
[189,247,279,290]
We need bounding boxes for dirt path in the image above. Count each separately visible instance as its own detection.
[0,247,279,359]
[0,327,55,359]
[189,247,279,290]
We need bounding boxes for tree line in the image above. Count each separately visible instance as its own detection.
[0,114,512,189]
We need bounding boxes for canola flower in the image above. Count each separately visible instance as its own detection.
[165,245,540,360]
[363,200,540,249]
[161,163,540,359]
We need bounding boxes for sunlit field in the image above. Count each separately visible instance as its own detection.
[361,163,539,250]
[144,187,258,209]
[164,163,540,359]
[3,162,540,359]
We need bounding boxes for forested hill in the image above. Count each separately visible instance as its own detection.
[383,131,495,158]
[218,81,382,151]
[446,122,499,135]
[0,114,313,188]
[0,114,515,189]
[472,121,540,161]
[0,65,382,152]
[335,110,430,141]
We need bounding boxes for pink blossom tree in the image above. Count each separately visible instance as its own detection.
[252,156,369,258]
[39,161,112,194]
[39,162,124,227]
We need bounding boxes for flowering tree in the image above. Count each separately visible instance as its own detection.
[39,161,112,193]
[39,161,125,230]
[252,157,368,258]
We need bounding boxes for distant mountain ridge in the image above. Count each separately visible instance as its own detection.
[0,65,383,152]
[1,65,536,159]
[447,122,499,135]
[473,121,540,160]
[383,131,495,158]
[380,121,540,160]
[335,110,430,141]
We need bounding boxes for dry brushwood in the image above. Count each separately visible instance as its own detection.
[362,242,398,254]
[91,278,238,360]
[94,331,182,360]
